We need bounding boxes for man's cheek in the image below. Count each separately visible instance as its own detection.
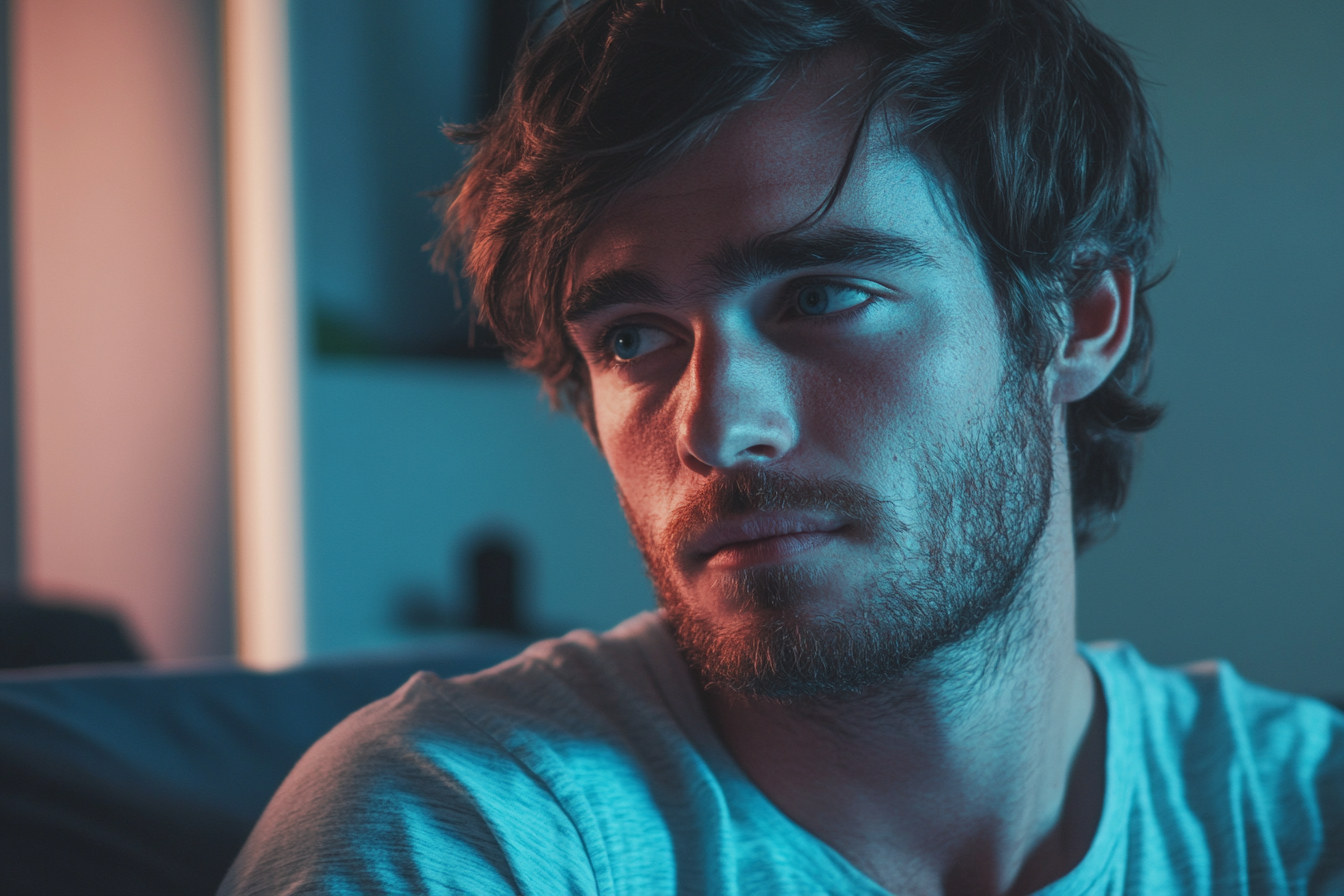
[609,442,677,535]
[602,394,679,470]
[792,348,913,460]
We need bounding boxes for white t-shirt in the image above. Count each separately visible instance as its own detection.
[220,612,1344,895]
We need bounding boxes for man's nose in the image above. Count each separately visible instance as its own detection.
[675,327,798,475]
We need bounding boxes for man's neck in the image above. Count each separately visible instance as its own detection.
[702,505,1105,896]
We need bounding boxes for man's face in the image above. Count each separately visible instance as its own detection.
[565,63,1056,698]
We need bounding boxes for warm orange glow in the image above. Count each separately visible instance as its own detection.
[223,0,306,668]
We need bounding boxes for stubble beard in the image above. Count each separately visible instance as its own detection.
[624,368,1057,702]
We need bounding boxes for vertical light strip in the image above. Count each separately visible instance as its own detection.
[222,0,305,668]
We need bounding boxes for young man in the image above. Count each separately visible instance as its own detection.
[223,2,1344,893]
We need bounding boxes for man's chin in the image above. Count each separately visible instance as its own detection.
[659,569,925,701]
[685,558,844,615]
[663,598,898,700]
[659,556,1031,701]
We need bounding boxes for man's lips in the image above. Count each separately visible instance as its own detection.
[688,512,848,568]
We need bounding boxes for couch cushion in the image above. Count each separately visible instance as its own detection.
[0,637,526,896]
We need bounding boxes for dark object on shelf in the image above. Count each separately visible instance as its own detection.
[0,635,529,896]
[470,535,522,633]
[393,531,530,634]
[394,583,460,631]
[0,598,142,669]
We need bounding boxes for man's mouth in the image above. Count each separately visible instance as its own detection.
[689,512,848,569]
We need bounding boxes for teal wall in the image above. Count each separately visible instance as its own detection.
[290,0,652,657]
[1075,0,1344,695]
[301,364,652,655]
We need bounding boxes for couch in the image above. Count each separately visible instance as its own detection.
[0,635,528,896]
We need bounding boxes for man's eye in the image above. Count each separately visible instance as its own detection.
[793,282,874,317]
[606,324,674,361]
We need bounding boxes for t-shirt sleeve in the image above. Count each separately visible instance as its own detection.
[218,673,600,896]
[1308,704,1344,895]
[1213,665,1344,894]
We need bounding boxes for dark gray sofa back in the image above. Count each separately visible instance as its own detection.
[0,639,526,896]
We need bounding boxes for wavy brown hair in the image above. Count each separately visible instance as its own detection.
[434,0,1165,551]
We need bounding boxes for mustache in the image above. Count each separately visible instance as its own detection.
[664,467,898,555]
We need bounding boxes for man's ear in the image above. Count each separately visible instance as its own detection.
[1049,266,1135,405]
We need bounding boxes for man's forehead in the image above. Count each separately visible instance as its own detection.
[566,97,915,295]
[564,147,952,322]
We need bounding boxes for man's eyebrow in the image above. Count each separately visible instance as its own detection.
[563,227,936,326]
[564,268,667,326]
[707,227,937,294]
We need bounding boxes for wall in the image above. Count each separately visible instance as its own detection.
[291,0,652,657]
[1076,0,1344,695]
[302,364,652,655]
[11,0,232,660]
[0,3,18,586]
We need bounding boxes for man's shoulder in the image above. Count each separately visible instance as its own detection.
[335,610,693,767]
[1083,640,1344,890]
[221,612,699,895]
[1084,639,1343,763]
